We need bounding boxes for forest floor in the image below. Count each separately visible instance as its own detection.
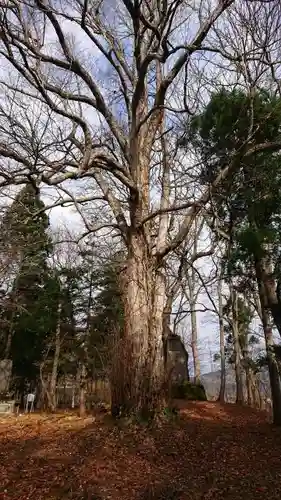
[0,401,281,500]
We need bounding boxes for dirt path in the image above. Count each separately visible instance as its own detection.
[0,402,281,500]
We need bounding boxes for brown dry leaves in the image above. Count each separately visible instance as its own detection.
[0,402,281,500]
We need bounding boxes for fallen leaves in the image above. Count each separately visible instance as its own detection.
[0,403,281,499]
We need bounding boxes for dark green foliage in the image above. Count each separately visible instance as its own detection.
[0,185,126,397]
[91,259,124,336]
[11,273,59,386]
[185,88,281,268]
[87,255,125,377]
[171,381,207,401]
[57,266,81,377]
[183,87,281,309]
[0,183,58,391]
[59,268,79,337]
[0,183,51,266]
[187,88,281,183]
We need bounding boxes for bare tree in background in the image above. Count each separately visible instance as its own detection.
[217,270,226,403]
[1,0,281,415]
[186,217,206,384]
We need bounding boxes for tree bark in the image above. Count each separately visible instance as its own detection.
[241,329,253,406]
[162,292,173,375]
[230,286,244,404]
[254,256,281,336]
[49,301,62,411]
[187,269,200,383]
[255,257,281,425]
[191,306,200,383]
[39,362,52,411]
[79,363,87,418]
[218,277,226,403]
[246,369,259,408]
[261,313,281,425]
[117,231,166,417]
[244,365,253,407]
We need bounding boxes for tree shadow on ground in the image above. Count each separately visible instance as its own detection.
[1,403,281,500]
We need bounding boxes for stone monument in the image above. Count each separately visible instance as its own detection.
[166,330,190,382]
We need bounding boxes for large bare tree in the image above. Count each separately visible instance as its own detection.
[0,0,281,415]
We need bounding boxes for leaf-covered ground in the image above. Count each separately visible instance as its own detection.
[0,401,281,500]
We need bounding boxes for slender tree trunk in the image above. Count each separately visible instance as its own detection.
[218,277,226,403]
[191,307,200,383]
[230,286,244,404]
[116,232,166,417]
[245,366,253,406]
[255,376,263,409]
[255,257,281,425]
[188,218,201,384]
[78,270,92,418]
[187,271,200,383]
[39,363,51,411]
[247,370,259,408]
[49,301,62,411]
[241,328,253,406]
[163,292,173,376]
[79,363,87,418]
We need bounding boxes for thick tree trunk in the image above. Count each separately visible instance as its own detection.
[255,258,281,425]
[230,287,244,404]
[254,256,281,336]
[261,313,281,425]
[218,278,226,403]
[114,232,166,417]
[270,303,281,337]
[49,301,62,411]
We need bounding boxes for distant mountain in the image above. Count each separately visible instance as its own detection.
[201,368,271,402]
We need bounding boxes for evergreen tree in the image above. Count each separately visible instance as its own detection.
[183,88,281,422]
[186,89,281,290]
[55,266,81,379]
[0,183,58,394]
[183,88,281,331]
[87,253,124,379]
